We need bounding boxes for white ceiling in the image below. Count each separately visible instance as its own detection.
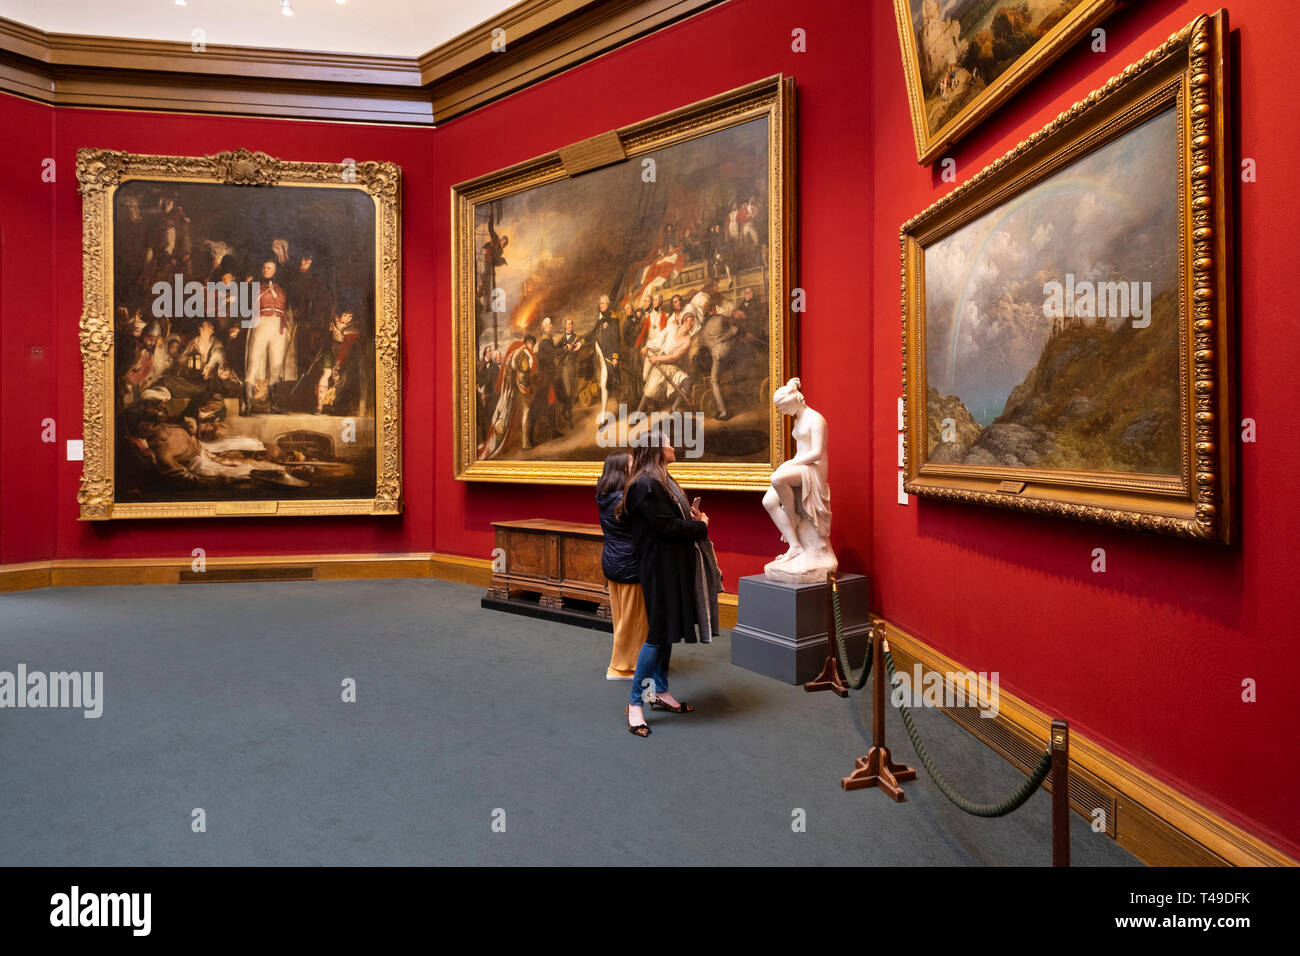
[0,0,516,57]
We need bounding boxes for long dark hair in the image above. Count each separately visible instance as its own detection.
[614,429,687,519]
[596,452,631,497]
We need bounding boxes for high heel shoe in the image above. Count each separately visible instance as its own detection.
[626,704,650,737]
[648,697,694,713]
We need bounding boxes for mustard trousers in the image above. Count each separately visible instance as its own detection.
[606,580,648,678]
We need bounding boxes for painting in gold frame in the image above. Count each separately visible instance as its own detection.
[76,148,402,520]
[896,0,1120,165]
[452,76,796,490]
[901,12,1233,542]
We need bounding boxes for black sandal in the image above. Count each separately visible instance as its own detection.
[649,698,694,713]
[626,704,651,737]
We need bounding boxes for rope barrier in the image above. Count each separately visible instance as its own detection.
[825,577,1068,855]
[828,581,872,691]
[882,645,1053,817]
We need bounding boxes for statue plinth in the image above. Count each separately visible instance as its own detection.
[730,573,869,684]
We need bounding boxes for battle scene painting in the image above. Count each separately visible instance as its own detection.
[467,115,778,470]
[110,181,379,504]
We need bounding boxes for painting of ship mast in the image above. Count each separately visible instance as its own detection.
[468,118,775,465]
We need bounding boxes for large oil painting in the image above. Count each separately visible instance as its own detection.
[926,108,1180,475]
[453,77,795,490]
[895,0,1119,164]
[902,13,1233,541]
[76,149,402,519]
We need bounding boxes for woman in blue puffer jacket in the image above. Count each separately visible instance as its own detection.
[596,452,645,680]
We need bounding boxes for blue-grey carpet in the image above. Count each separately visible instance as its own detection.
[0,578,1138,866]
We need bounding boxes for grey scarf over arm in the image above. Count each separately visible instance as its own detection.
[665,478,723,642]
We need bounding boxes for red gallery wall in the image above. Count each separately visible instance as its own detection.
[866,0,1299,857]
[430,0,872,589]
[0,93,56,564]
[0,110,438,563]
[440,0,1298,857]
[0,0,1296,857]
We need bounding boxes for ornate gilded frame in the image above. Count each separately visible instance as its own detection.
[76,148,403,520]
[451,75,796,490]
[901,12,1233,542]
[895,0,1120,165]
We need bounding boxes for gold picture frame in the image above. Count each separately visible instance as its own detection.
[901,12,1233,542]
[895,0,1120,165]
[451,75,796,490]
[76,148,403,520]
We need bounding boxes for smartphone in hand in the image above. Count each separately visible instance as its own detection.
[691,497,701,512]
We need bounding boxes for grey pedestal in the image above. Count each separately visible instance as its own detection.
[730,573,870,685]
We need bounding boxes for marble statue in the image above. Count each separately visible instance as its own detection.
[763,377,837,583]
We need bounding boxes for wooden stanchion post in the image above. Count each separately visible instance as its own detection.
[805,570,849,696]
[841,624,916,800]
[1051,719,1070,867]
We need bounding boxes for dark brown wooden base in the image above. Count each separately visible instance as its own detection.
[804,653,849,697]
[841,746,917,802]
[480,594,613,633]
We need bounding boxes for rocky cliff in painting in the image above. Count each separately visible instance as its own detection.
[927,288,1181,476]
[916,0,969,92]
[926,386,984,462]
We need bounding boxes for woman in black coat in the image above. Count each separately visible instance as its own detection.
[617,435,716,736]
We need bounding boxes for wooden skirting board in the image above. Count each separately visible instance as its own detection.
[0,551,1287,865]
[0,553,438,590]
[0,551,740,626]
[872,615,1297,868]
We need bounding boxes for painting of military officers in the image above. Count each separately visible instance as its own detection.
[110,181,378,501]
[471,116,776,465]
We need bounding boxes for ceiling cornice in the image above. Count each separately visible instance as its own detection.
[0,15,423,85]
[427,0,723,123]
[418,0,601,80]
[0,0,727,125]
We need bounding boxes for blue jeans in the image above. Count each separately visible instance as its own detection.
[629,641,672,706]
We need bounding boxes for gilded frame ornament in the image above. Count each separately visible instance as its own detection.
[451,75,797,490]
[895,0,1120,166]
[901,12,1234,542]
[76,147,403,520]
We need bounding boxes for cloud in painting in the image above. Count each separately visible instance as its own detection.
[924,108,1179,424]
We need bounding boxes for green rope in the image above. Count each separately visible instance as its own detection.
[829,583,872,690]
[883,646,1053,817]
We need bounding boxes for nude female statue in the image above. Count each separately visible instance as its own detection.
[763,377,837,582]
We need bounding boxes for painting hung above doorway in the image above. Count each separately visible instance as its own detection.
[452,76,796,491]
[76,148,403,520]
[901,13,1233,541]
[894,0,1120,164]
